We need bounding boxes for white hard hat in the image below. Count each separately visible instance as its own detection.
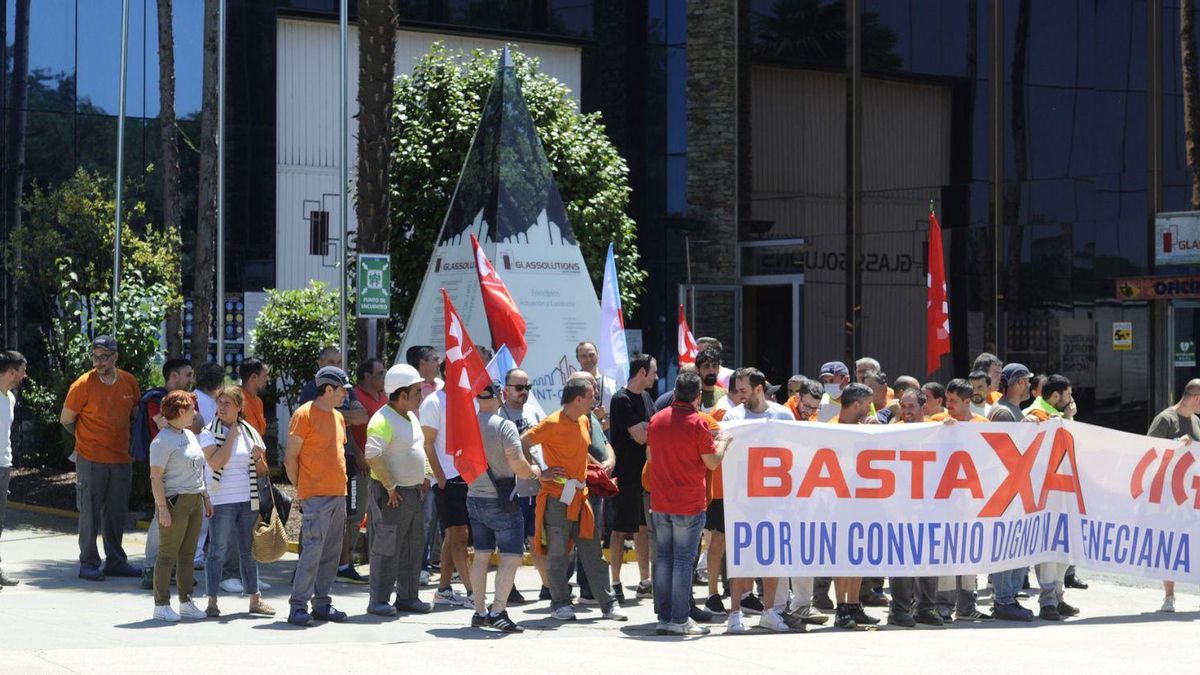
[384,364,422,395]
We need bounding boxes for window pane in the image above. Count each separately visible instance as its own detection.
[9,0,75,113]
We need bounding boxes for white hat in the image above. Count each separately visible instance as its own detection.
[384,364,422,395]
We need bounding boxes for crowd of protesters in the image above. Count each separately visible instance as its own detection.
[0,335,1194,635]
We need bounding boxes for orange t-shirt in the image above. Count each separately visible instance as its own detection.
[708,409,727,500]
[288,402,348,500]
[241,387,267,436]
[64,369,141,464]
[526,411,590,482]
[987,391,1002,405]
[930,411,989,423]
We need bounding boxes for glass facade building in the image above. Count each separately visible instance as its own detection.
[4,0,1196,430]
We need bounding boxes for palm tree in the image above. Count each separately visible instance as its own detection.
[1183,0,1200,208]
[191,0,219,368]
[355,0,397,358]
[3,0,31,348]
[157,0,185,357]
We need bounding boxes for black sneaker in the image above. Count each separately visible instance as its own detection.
[992,603,1032,622]
[471,612,491,628]
[287,608,314,626]
[814,593,835,611]
[834,605,857,629]
[740,592,765,615]
[312,606,348,622]
[1039,605,1062,621]
[336,565,368,584]
[1057,601,1079,617]
[1064,574,1088,590]
[489,610,525,633]
[705,593,728,615]
[859,590,889,607]
[539,585,552,601]
[613,585,626,604]
[887,611,915,628]
[690,604,714,623]
[849,604,880,625]
[508,587,527,604]
[915,608,945,626]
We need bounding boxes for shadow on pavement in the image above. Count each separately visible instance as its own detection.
[426,627,519,640]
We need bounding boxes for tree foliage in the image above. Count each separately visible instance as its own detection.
[250,281,342,411]
[9,168,183,339]
[387,44,647,338]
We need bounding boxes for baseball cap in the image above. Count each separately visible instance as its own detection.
[1000,362,1033,386]
[819,361,849,378]
[92,335,119,352]
[383,364,422,396]
[315,366,351,389]
[477,384,498,400]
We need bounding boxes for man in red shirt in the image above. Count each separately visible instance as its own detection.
[647,370,731,636]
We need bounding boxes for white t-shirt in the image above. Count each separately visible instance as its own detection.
[0,390,15,468]
[198,426,252,506]
[418,390,458,480]
[724,401,794,421]
[970,401,993,419]
[195,390,218,428]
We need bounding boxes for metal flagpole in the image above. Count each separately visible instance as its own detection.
[113,0,131,335]
[338,0,349,359]
[216,0,227,365]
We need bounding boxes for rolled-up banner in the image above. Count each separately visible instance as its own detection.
[721,418,1198,581]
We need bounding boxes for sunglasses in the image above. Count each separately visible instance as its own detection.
[507,384,532,392]
[477,395,496,401]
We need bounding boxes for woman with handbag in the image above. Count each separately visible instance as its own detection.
[199,386,275,617]
[149,391,212,622]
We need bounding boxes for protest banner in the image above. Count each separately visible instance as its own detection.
[721,418,1199,582]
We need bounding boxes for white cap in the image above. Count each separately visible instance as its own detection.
[384,364,422,395]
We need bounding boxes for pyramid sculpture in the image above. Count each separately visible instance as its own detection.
[398,47,601,408]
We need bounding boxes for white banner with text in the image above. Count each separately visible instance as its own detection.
[720,419,1198,581]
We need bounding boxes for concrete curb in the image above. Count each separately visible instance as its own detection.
[8,501,641,565]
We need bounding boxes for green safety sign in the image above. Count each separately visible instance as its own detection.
[357,254,391,319]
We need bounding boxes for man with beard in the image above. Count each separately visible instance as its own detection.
[967,370,993,418]
[655,350,726,414]
[607,354,658,603]
[1023,374,1080,621]
[986,362,1037,621]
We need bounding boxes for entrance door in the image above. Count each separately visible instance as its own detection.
[1171,301,1200,400]
[741,276,803,387]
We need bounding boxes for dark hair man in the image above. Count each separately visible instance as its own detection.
[607,353,658,603]
[0,351,27,588]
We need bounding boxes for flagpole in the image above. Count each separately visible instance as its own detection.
[216,0,226,365]
[113,0,131,335]
[338,0,349,359]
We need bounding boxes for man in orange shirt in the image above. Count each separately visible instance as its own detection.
[522,378,626,623]
[785,378,822,422]
[60,335,142,581]
[973,353,1004,405]
[238,358,270,437]
[930,378,994,623]
[284,366,352,626]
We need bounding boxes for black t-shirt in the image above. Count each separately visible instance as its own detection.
[610,387,654,481]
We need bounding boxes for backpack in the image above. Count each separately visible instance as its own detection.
[129,387,167,461]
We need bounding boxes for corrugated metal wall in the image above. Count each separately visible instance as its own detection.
[751,65,952,378]
[275,18,582,292]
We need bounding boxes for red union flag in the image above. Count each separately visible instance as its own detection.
[470,234,528,365]
[441,289,491,484]
[927,206,951,374]
[678,304,698,365]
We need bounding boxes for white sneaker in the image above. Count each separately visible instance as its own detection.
[1160,595,1176,613]
[758,607,790,632]
[727,610,750,634]
[602,604,628,621]
[433,587,471,607]
[220,578,244,594]
[153,604,181,622]
[258,580,271,591]
[178,600,207,619]
[551,605,577,621]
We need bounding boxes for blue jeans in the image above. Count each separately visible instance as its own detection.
[466,496,525,555]
[206,501,259,597]
[651,511,706,624]
[989,567,1026,606]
